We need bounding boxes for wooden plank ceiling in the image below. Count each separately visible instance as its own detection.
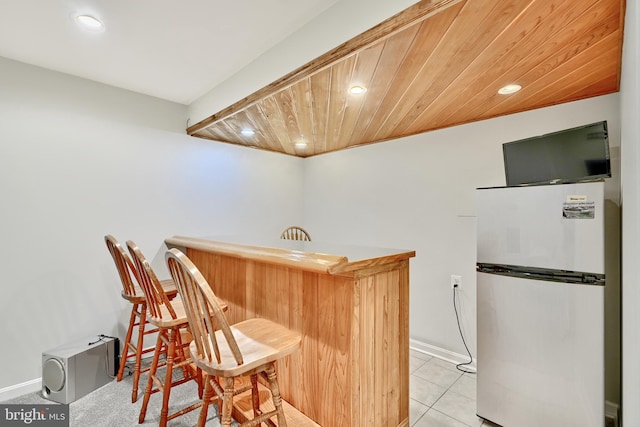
[187,0,625,158]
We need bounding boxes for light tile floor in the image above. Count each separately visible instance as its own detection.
[409,349,497,427]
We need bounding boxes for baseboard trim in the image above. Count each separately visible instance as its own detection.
[3,342,475,402]
[410,338,477,372]
[0,378,41,402]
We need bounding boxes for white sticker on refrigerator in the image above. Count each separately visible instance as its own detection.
[563,201,595,219]
[566,194,588,203]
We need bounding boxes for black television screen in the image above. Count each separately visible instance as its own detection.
[502,121,611,186]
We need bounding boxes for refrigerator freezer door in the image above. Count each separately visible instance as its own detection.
[476,182,604,274]
[477,272,604,427]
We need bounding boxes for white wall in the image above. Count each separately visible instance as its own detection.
[303,94,621,362]
[0,57,304,393]
[621,0,639,424]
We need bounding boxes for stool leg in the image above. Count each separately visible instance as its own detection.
[175,331,190,380]
[265,364,287,427]
[197,367,204,399]
[131,303,147,403]
[250,374,260,418]
[117,304,137,382]
[221,377,235,427]
[158,328,178,427]
[138,330,164,424]
[197,375,213,427]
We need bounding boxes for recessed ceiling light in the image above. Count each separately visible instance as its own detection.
[74,14,104,31]
[240,129,255,136]
[498,84,522,95]
[295,141,307,149]
[349,85,367,95]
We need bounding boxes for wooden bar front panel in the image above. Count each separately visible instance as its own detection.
[186,249,410,427]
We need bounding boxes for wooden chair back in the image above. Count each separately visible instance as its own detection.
[280,225,311,241]
[127,240,178,321]
[165,248,242,366]
[105,234,140,298]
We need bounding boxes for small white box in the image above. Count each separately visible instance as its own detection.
[42,336,118,404]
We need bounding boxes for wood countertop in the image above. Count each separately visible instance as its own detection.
[165,235,415,276]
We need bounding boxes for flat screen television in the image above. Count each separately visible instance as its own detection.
[502,121,611,186]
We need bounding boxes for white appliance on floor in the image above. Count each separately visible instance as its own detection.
[476,181,612,427]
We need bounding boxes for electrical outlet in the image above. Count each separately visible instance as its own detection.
[451,275,462,289]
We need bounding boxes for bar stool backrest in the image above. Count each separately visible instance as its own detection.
[165,248,242,366]
[127,241,178,322]
[105,235,140,299]
[280,226,311,241]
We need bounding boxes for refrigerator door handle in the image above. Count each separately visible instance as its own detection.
[476,263,605,286]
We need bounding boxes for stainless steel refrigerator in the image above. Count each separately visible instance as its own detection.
[476,180,617,427]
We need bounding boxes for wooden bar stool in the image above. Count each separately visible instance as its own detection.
[126,240,205,427]
[104,235,178,403]
[165,248,301,427]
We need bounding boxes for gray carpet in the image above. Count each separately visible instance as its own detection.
[2,361,238,427]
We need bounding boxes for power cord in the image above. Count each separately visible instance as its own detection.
[88,334,120,379]
[88,334,118,346]
[452,284,475,374]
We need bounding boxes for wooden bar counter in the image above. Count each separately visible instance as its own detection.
[165,235,415,427]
